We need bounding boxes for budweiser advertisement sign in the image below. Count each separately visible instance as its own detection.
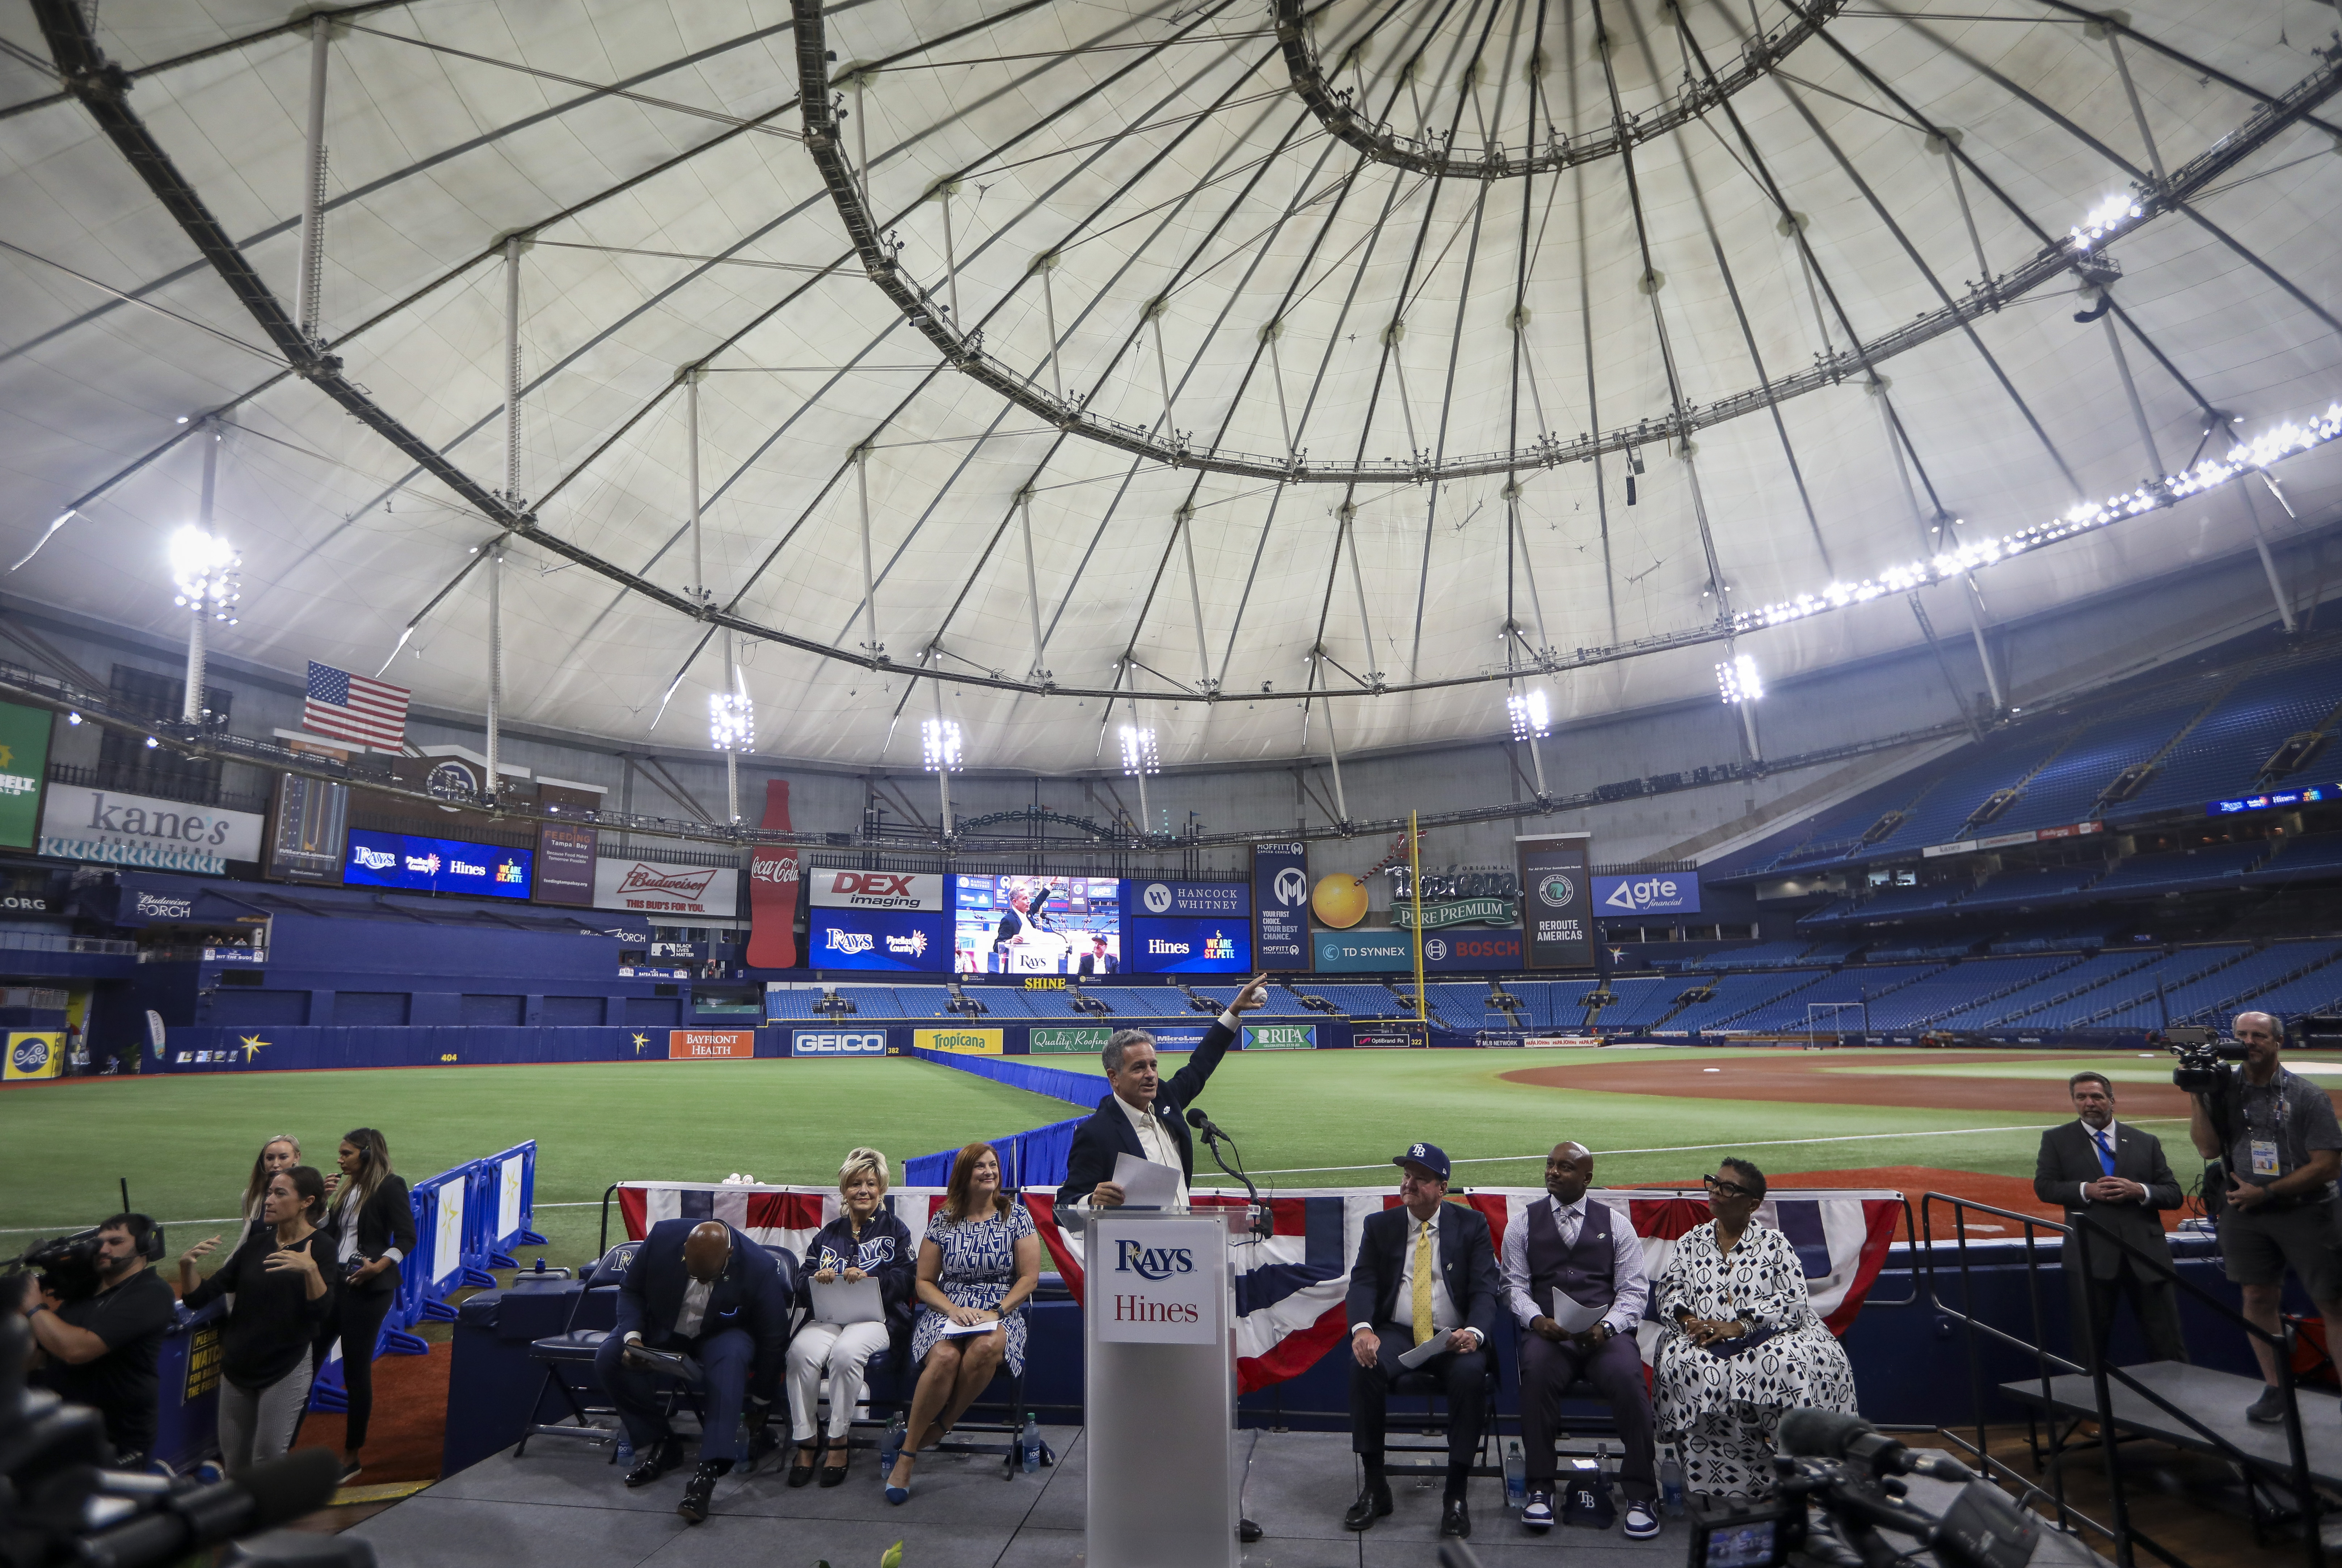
[592,856,739,917]
[745,778,800,969]
[809,870,943,911]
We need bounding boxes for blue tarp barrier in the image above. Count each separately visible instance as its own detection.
[903,1113,1084,1190]
[904,1045,1102,1108]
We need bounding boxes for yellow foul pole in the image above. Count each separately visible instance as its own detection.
[1410,811,1426,1027]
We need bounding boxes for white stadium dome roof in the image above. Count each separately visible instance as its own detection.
[4,0,2339,771]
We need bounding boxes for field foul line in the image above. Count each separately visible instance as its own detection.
[1248,1118,2189,1176]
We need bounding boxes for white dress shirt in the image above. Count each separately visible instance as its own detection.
[332,1185,404,1269]
[1353,1209,1462,1338]
[1500,1193,1649,1336]
[623,1273,716,1346]
[1083,1009,1240,1212]
[2073,1118,2140,1205]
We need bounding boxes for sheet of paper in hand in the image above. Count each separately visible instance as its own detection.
[1111,1151,1182,1209]
[1397,1330,1454,1369]
[1550,1290,1605,1334]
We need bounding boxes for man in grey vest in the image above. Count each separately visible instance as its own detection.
[1500,1141,1660,1539]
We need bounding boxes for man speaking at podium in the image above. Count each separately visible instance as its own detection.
[1341,1143,1503,1540]
[1055,974,1271,1215]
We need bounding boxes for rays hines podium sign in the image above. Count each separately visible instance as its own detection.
[1515,832,1594,971]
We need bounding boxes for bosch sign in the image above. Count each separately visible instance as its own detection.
[810,871,943,911]
[791,1030,888,1057]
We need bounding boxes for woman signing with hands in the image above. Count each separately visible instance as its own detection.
[178,1165,337,1474]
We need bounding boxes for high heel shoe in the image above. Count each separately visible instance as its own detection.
[819,1438,852,1487]
[884,1454,913,1505]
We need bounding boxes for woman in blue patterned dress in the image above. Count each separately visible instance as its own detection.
[886,1142,1040,1503]
[1651,1158,1859,1499]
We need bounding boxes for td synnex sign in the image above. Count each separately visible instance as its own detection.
[790,1030,888,1057]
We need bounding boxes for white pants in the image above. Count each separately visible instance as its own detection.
[785,1321,891,1441]
[216,1348,312,1475]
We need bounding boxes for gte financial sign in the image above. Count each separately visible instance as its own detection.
[809,871,943,911]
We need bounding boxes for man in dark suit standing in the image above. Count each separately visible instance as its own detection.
[2033,1071,2187,1367]
[1055,974,1269,1215]
[1342,1143,1504,1540]
[596,1219,793,1523]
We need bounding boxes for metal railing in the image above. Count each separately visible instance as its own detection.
[1920,1192,2324,1568]
[0,930,137,955]
[45,761,269,814]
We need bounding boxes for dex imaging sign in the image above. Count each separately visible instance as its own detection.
[1592,873,1701,917]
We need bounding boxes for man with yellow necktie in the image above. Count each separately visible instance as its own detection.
[1341,1142,1503,1540]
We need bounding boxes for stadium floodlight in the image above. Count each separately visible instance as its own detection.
[1716,652,1764,705]
[169,525,240,623]
[708,690,754,753]
[2069,193,2142,252]
[1117,723,1159,776]
[921,716,963,773]
[1506,688,1550,741]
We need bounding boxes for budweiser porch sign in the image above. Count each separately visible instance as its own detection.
[745,778,800,969]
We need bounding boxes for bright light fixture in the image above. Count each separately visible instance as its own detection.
[1118,724,1159,776]
[168,525,241,623]
[921,716,963,773]
[1716,653,1764,705]
[1506,688,1550,740]
[708,690,754,752]
[1741,402,2342,635]
[2069,193,2142,252]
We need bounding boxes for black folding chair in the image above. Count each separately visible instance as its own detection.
[516,1241,641,1458]
[1380,1357,1505,1480]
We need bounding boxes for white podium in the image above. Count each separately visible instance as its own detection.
[1083,1208,1248,1568]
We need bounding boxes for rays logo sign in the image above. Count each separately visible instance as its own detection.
[1098,1215,1220,1344]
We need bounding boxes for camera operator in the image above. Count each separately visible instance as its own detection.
[17,1213,177,1464]
[2188,1009,2342,1424]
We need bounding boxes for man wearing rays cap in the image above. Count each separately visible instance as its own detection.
[1340,1141,1504,1540]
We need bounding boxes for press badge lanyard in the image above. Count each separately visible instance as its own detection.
[2244,1089,2286,1180]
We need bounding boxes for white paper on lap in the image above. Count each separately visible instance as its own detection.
[1549,1290,1604,1334]
[1397,1330,1454,1369]
[1111,1151,1181,1209]
[937,1317,1000,1338]
[810,1276,884,1324]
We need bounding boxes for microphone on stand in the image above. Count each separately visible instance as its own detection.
[1188,1110,1271,1237]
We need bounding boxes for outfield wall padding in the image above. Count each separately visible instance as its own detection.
[902,1115,1084,1189]
[905,1045,1103,1108]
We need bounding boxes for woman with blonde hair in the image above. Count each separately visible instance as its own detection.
[783,1147,915,1487]
[885,1142,1039,1503]
[232,1135,302,1252]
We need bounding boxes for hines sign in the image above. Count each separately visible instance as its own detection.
[593,857,739,917]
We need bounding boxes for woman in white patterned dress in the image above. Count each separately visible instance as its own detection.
[1651,1158,1860,1499]
[885,1142,1039,1503]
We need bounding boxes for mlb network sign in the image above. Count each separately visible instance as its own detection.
[789,1030,888,1058]
[1591,873,1702,917]
[1098,1215,1220,1344]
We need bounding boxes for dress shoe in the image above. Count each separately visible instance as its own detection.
[1342,1478,1394,1530]
[623,1437,682,1488]
[1523,1489,1555,1531]
[1440,1495,1471,1538]
[818,1439,852,1488]
[677,1459,730,1524]
[786,1443,818,1487]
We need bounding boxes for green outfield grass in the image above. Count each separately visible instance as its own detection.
[0,1047,2179,1272]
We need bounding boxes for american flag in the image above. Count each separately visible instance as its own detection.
[616,1182,1903,1395]
[302,660,410,750]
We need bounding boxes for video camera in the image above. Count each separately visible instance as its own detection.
[4,1219,165,1306]
[1677,1409,2048,1568]
[2161,1026,2246,1094]
[0,1313,370,1568]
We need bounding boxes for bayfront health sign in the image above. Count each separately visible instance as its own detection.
[39,784,265,876]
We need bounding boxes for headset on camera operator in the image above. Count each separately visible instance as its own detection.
[2183,1010,2342,1425]
[14,1213,176,1465]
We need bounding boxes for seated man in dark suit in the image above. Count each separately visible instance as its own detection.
[1055,974,1268,1216]
[1076,935,1117,975]
[1342,1142,1503,1540]
[2034,1071,2187,1366]
[595,1218,792,1523]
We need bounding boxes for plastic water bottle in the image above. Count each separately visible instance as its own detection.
[879,1413,906,1476]
[1020,1412,1042,1474]
[1503,1440,1526,1509]
[1660,1450,1686,1518]
[615,1430,633,1468]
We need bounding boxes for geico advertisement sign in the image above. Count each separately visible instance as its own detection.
[789,1030,888,1057]
[596,858,740,917]
[667,1029,756,1059]
[913,1027,1003,1056]
[809,870,943,911]
[1097,1217,1220,1344]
